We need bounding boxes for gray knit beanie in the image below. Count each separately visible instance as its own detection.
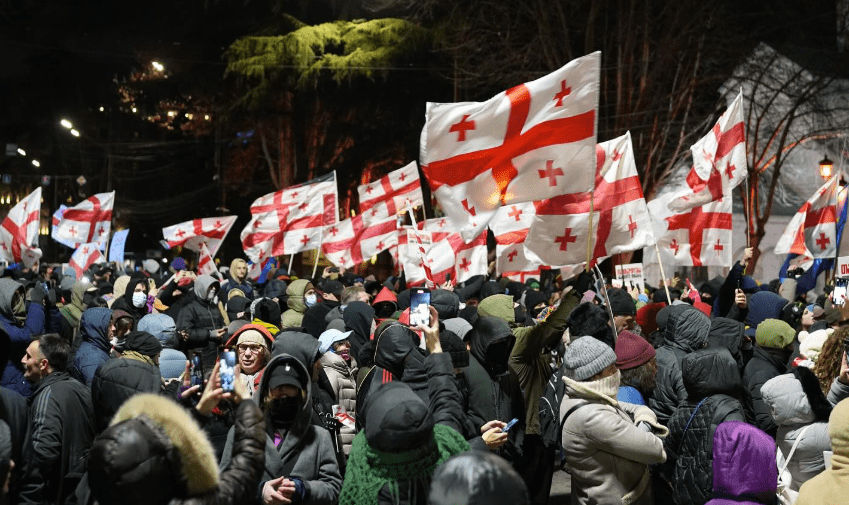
[564,336,617,381]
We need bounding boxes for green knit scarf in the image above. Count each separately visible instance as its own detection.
[339,424,470,505]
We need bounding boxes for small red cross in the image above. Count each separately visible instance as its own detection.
[21,202,27,210]
[438,219,446,228]
[258,249,266,259]
[427,257,434,266]
[714,239,724,253]
[253,219,262,228]
[69,226,77,236]
[82,247,89,255]
[365,185,374,194]
[462,199,476,216]
[816,233,831,251]
[298,202,308,211]
[670,239,680,254]
[214,220,222,228]
[398,172,406,182]
[508,206,522,221]
[300,235,310,246]
[612,150,622,161]
[724,163,736,180]
[538,160,564,187]
[0,243,6,251]
[458,257,471,271]
[175,229,186,238]
[627,215,637,238]
[328,226,339,237]
[507,249,518,262]
[449,115,476,142]
[371,208,378,217]
[291,191,299,199]
[553,79,571,106]
[555,228,577,251]
[97,226,105,236]
[376,240,385,250]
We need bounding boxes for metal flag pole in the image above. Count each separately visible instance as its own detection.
[594,264,618,338]
[585,191,595,272]
[288,253,294,275]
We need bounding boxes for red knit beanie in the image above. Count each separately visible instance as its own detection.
[635,302,665,336]
[615,330,656,370]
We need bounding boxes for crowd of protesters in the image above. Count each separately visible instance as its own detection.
[0,246,848,505]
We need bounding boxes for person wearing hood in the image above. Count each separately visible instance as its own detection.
[222,258,254,301]
[796,397,849,504]
[559,336,667,505]
[343,301,375,360]
[372,286,398,322]
[648,303,711,426]
[281,279,316,328]
[0,278,48,397]
[662,347,746,505]
[714,247,754,319]
[109,309,135,357]
[72,307,114,386]
[176,275,226,369]
[318,329,358,455]
[108,276,151,323]
[138,313,187,383]
[743,318,795,437]
[607,288,637,333]
[302,280,343,338]
[223,324,273,398]
[250,297,283,336]
[219,353,342,505]
[58,280,96,346]
[705,421,777,505]
[157,270,197,321]
[427,451,530,505]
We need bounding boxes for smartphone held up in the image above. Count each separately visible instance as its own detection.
[409,288,431,327]
[219,350,237,393]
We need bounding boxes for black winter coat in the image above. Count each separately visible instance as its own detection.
[91,358,162,433]
[663,347,746,505]
[742,345,788,437]
[176,296,225,369]
[1,387,43,504]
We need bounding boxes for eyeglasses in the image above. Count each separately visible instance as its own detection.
[237,344,264,355]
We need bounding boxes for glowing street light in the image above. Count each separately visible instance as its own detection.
[60,119,73,129]
[820,155,834,180]
[70,129,80,137]
[31,160,40,167]
[16,148,25,156]
[152,61,164,72]
[131,107,137,113]
[99,106,105,112]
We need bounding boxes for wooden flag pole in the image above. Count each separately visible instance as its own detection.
[288,253,294,275]
[654,242,674,305]
[312,226,323,279]
[594,264,618,338]
[585,191,595,272]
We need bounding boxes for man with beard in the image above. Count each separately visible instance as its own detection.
[615,331,658,406]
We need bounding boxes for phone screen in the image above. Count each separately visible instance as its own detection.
[190,354,204,387]
[834,278,848,307]
[219,350,237,392]
[409,289,431,327]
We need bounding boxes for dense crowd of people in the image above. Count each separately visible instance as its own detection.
[0,246,848,505]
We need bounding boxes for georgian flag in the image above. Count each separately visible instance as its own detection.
[400,229,487,286]
[496,243,545,282]
[321,214,398,269]
[69,242,106,280]
[416,217,456,243]
[667,92,747,212]
[162,216,237,258]
[775,175,838,259]
[647,193,733,267]
[250,172,338,216]
[52,192,114,248]
[198,243,217,276]
[358,162,424,225]
[421,52,600,241]
[51,205,79,249]
[0,187,42,267]
[524,132,654,267]
[489,202,536,245]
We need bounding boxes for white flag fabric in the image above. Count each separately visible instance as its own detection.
[52,192,114,248]
[162,216,237,258]
[198,243,217,276]
[322,214,398,269]
[0,188,42,266]
[648,192,733,267]
[358,162,423,225]
[667,92,747,212]
[524,132,653,267]
[774,175,838,258]
[401,229,487,286]
[421,52,600,241]
[496,243,544,282]
[489,202,536,245]
[69,243,105,280]
[242,172,339,262]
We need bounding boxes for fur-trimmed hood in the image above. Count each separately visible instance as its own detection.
[761,366,833,426]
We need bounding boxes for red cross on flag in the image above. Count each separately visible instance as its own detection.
[416,217,456,243]
[524,132,654,267]
[242,172,339,263]
[0,187,42,267]
[667,92,747,212]
[489,202,536,245]
[69,242,106,280]
[647,192,733,267]
[162,216,237,258]
[399,228,487,286]
[197,243,217,277]
[496,242,546,282]
[321,214,398,269]
[52,191,114,249]
[775,175,838,259]
[421,52,600,242]
[450,232,487,283]
[358,161,424,225]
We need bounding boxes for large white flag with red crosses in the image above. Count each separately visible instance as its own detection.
[52,192,114,248]
[69,243,105,280]
[524,132,654,267]
[399,228,487,286]
[242,172,339,263]
[421,52,600,242]
[489,202,536,245]
[775,175,838,259]
[163,216,237,258]
[0,187,42,267]
[648,193,733,267]
[668,92,747,212]
[197,243,217,276]
[497,242,546,282]
[358,162,424,225]
[322,214,398,269]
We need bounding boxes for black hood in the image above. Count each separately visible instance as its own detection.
[362,381,432,452]
[373,322,420,379]
[566,302,615,349]
[480,281,506,299]
[431,289,460,320]
[251,298,281,328]
[226,296,252,321]
[255,354,313,452]
[468,316,515,377]
[681,347,741,401]
[708,317,745,371]
[658,304,710,353]
[272,331,321,369]
[396,289,411,311]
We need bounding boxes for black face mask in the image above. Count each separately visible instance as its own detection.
[269,397,301,427]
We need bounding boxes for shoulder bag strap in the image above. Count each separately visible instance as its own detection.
[559,401,588,448]
[778,424,812,476]
[677,397,709,456]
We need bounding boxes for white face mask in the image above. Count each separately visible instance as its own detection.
[305,293,317,307]
[132,291,147,308]
[207,289,218,303]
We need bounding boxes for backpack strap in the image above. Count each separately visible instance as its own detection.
[677,397,708,456]
[559,401,589,448]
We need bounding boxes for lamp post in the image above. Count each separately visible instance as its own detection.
[820,155,834,180]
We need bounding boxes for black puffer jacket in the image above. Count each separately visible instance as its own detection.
[663,347,746,505]
[176,275,225,369]
[707,317,746,374]
[371,322,429,404]
[742,345,789,437]
[343,301,374,361]
[465,316,525,464]
[431,289,460,320]
[91,358,162,433]
[648,304,711,426]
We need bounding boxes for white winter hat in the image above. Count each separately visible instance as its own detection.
[799,328,833,364]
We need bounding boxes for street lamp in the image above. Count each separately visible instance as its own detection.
[16,148,25,156]
[819,155,834,180]
[31,160,40,167]
[60,119,73,129]
[152,61,164,72]
[70,129,80,137]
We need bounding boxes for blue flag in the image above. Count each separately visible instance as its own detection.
[108,229,129,263]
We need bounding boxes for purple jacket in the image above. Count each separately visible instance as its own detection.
[706,420,777,505]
